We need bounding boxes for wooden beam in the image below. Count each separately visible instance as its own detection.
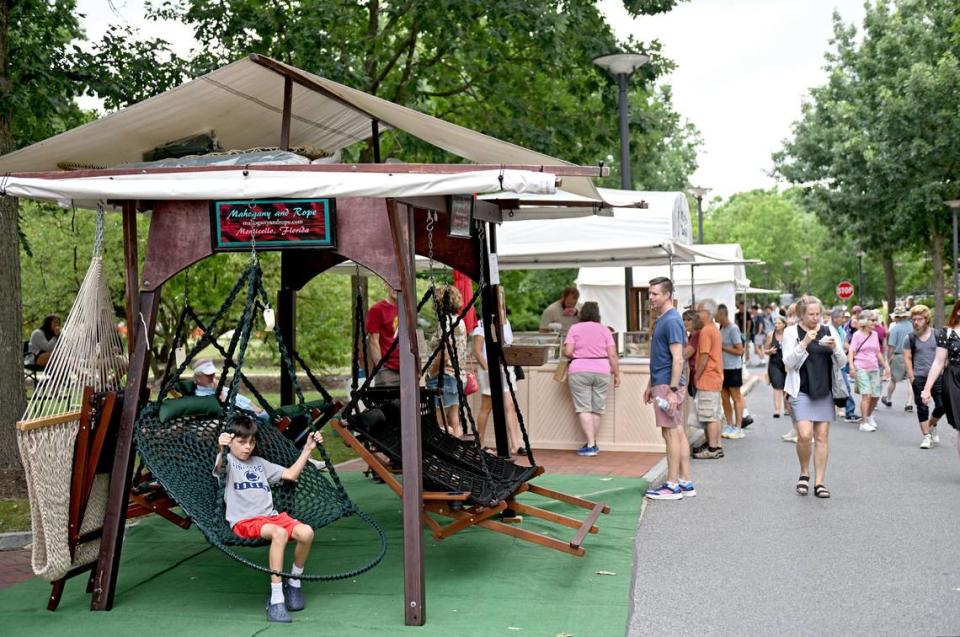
[15,410,82,431]
[91,289,160,611]
[12,163,605,180]
[569,502,606,550]
[508,501,599,535]
[388,200,426,626]
[525,483,611,514]
[280,76,293,151]
[121,202,139,356]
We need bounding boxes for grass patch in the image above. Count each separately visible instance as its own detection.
[0,499,31,533]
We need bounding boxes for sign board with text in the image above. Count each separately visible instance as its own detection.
[211,199,336,251]
[836,280,854,300]
[447,194,474,238]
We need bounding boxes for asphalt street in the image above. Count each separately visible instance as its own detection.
[628,371,960,637]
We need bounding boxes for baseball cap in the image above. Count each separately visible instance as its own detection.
[192,359,218,376]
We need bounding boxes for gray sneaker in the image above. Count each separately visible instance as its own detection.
[692,447,723,459]
[283,581,305,611]
[267,601,292,623]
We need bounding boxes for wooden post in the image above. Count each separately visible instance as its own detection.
[280,76,292,151]
[387,200,425,626]
[121,202,139,357]
[480,223,510,457]
[91,289,160,610]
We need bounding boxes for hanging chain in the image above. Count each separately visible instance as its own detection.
[92,203,106,258]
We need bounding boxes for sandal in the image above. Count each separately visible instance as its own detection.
[796,475,810,496]
[814,484,831,499]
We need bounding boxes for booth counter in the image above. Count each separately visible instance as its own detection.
[476,357,667,453]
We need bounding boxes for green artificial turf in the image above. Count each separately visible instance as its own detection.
[0,473,645,636]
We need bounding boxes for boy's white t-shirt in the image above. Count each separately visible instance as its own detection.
[222,453,285,527]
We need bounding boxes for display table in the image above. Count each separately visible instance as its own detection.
[476,358,667,453]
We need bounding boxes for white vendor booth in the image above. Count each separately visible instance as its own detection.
[577,243,751,333]
[472,199,704,453]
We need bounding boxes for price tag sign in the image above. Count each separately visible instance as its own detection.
[447,194,474,238]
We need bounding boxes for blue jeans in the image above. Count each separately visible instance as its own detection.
[842,364,856,418]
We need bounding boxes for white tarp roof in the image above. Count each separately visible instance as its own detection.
[494,216,697,269]
[0,55,604,201]
[478,187,688,224]
[577,243,749,288]
[0,168,556,204]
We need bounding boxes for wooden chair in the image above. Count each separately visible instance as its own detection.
[332,397,609,557]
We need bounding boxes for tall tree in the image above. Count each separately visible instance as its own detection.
[0,0,87,494]
[776,0,960,322]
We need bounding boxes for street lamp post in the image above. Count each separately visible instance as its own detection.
[945,200,960,299]
[690,186,711,244]
[856,250,866,306]
[783,261,793,297]
[802,255,810,294]
[594,52,650,330]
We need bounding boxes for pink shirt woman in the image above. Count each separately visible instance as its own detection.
[565,322,615,374]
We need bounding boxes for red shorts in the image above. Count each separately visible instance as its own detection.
[232,512,303,540]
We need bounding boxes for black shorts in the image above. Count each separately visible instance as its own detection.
[912,376,944,424]
[723,368,743,388]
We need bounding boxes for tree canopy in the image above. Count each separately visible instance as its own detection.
[775,0,960,322]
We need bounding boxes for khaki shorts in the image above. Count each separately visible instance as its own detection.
[889,353,907,382]
[568,372,611,414]
[696,390,723,423]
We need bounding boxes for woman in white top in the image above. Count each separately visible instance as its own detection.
[471,320,524,455]
[782,296,846,499]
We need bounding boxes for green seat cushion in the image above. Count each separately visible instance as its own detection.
[158,395,224,423]
[174,379,198,396]
[274,399,330,420]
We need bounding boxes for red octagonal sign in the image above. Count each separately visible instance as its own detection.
[836,280,855,300]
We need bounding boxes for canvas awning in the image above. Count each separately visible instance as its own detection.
[0,54,612,203]
[0,168,557,205]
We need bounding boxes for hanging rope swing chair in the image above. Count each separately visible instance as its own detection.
[16,206,128,584]
[133,256,386,580]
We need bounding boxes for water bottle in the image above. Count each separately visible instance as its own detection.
[655,396,671,412]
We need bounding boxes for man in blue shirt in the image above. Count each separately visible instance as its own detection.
[643,277,693,501]
[883,307,914,411]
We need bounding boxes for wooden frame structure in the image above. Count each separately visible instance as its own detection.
[330,419,608,557]
[16,386,190,611]
[6,56,613,627]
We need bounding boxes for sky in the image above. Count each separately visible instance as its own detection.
[77,0,868,199]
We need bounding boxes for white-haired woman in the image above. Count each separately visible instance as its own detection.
[848,309,889,432]
[782,296,846,498]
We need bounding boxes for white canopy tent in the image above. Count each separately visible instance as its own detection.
[493,215,699,269]
[577,243,751,333]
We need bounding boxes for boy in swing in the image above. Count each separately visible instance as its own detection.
[215,415,324,623]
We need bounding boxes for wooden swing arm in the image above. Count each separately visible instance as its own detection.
[16,410,84,432]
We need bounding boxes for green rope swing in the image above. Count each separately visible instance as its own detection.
[134,257,386,581]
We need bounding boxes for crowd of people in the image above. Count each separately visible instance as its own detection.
[643,280,960,502]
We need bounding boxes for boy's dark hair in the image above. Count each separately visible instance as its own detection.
[231,414,258,439]
[648,277,673,296]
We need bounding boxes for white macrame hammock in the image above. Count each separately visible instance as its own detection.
[17,207,128,582]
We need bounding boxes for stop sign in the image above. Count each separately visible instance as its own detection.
[836,280,855,300]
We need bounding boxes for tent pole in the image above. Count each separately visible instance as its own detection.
[481,223,510,458]
[280,76,292,151]
[690,263,696,307]
[371,120,381,163]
